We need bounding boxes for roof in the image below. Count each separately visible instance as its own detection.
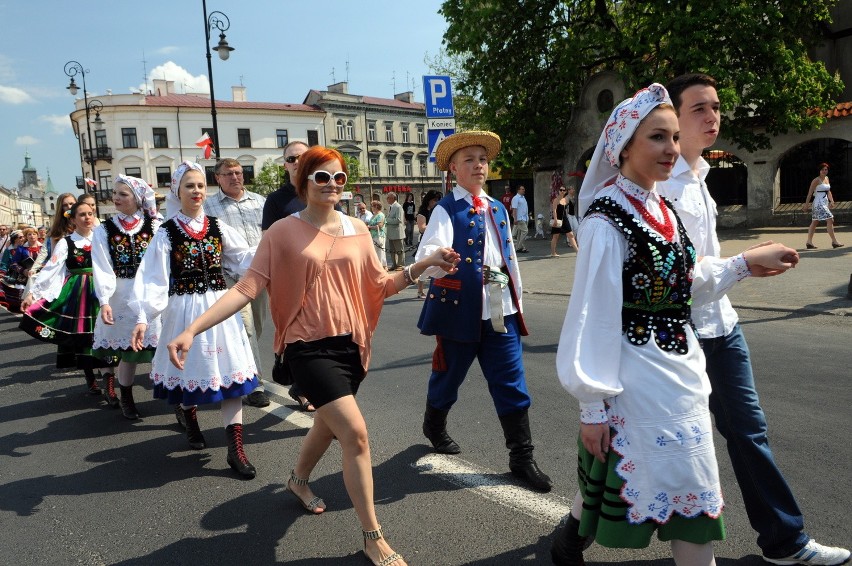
[810,101,852,119]
[144,94,322,113]
[305,89,425,110]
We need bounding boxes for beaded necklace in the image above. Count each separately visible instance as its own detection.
[621,190,675,242]
[118,216,141,231]
[176,216,209,240]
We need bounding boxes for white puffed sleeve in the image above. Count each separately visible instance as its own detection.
[129,229,171,325]
[91,223,116,306]
[28,238,69,302]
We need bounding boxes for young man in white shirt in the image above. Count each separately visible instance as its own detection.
[658,73,849,566]
[510,186,530,253]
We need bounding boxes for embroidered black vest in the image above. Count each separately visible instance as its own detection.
[585,197,697,354]
[104,216,155,279]
[64,236,92,271]
[162,217,226,296]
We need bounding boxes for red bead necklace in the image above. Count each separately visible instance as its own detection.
[177,216,209,240]
[118,216,141,231]
[622,190,675,241]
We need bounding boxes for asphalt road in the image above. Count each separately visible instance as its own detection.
[0,293,849,565]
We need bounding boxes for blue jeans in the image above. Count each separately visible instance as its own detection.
[700,324,808,558]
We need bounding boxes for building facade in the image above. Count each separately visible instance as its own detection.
[304,82,443,200]
[69,79,325,216]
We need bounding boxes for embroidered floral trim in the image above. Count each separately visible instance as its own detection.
[731,254,750,281]
[580,405,608,425]
[151,368,256,392]
[164,219,226,296]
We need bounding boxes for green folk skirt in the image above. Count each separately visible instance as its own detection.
[576,435,725,548]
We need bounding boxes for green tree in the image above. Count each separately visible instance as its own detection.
[339,153,362,186]
[439,0,844,168]
[249,158,285,196]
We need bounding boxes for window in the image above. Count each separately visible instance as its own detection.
[346,120,354,140]
[367,122,376,142]
[276,129,289,148]
[386,154,396,176]
[153,127,168,148]
[122,127,138,148]
[307,129,319,146]
[336,120,345,139]
[385,122,393,142]
[403,156,412,176]
[201,127,214,140]
[401,124,409,144]
[238,128,251,148]
[156,166,171,188]
[98,170,112,194]
[94,130,108,148]
[419,157,428,176]
[125,167,142,177]
[369,155,379,176]
[242,165,255,184]
[205,166,217,186]
[417,124,425,144]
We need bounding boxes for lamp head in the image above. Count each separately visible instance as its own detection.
[67,78,79,96]
[213,32,234,61]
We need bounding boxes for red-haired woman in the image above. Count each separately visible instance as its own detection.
[168,146,459,566]
[803,162,843,249]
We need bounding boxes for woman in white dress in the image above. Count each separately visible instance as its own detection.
[129,161,259,479]
[91,176,162,419]
[803,162,843,249]
[551,84,799,566]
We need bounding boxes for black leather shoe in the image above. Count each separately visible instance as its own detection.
[225,424,256,479]
[118,385,140,420]
[244,390,270,408]
[510,459,552,492]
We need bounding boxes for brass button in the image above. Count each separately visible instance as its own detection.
[492,206,498,212]
[467,239,474,245]
[469,208,476,214]
[429,293,435,299]
[469,221,475,227]
[500,221,506,227]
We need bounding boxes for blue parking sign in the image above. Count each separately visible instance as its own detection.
[423,75,454,118]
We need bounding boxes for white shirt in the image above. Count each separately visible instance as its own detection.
[657,156,739,339]
[29,232,92,302]
[416,185,520,319]
[357,210,373,223]
[510,193,529,222]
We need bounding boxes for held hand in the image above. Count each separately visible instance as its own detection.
[167,331,195,370]
[20,294,33,312]
[100,304,114,325]
[426,247,461,274]
[130,323,147,352]
[743,242,799,277]
[580,423,610,464]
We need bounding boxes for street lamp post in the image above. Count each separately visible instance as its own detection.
[202,0,234,161]
[64,61,98,196]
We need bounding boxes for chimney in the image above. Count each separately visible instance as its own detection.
[232,85,247,102]
[328,81,349,94]
[152,79,177,96]
[394,91,413,103]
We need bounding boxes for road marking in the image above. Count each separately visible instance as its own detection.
[262,383,571,524]
[413,453,571,524]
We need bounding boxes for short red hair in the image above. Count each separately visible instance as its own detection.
[294,146,347,201]
[819,162,830,170]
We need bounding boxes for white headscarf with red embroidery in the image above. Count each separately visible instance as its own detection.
[114,175,158,217]
[578,83,671,217]
[166,161,205,219]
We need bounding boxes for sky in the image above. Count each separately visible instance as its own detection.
[0,0,449,192]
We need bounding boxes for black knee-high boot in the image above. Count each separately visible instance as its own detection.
[83,369,101,395]
[498,408,552,492]
[118,385,140,420]
[225,424,256,479]
[182,406,206,450]
[422,403,461,454]
[550,515,590,566]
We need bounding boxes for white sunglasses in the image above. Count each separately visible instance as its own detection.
[308,170,347,187]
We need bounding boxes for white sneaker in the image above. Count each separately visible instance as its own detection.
[764,540,851,565]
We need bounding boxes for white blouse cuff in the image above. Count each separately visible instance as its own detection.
[730,253,751,280]
[579,402,608,425]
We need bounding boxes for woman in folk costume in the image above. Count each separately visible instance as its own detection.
[129,161,259,479]
[2,227,43,313]
[21,193,78,307]
[551,84,798,566]
[91,176,162,419]
[20,201,118,395]
[0,230,22,307]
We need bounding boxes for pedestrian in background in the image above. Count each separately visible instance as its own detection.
[367,200,386,269]
[417,131,552,493]
[357,201,374,224]
[91,175,162,419]
[549,186,579,257]
[415,189,442,299]
[168,145,459,566]
[205,157,271,409]
[20,193,77,310]
[803,162,843,250]
[385,192,405,270]
[2,228,42,313]
[129,161,259,479]
[403,192,416,248]
[261,140,314,412]
[500,186,514,222]
[659,72,849,566]
[511,185,530,253]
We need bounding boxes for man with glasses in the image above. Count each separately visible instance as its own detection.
[0,225,10,256]
[262,141,309,228]
[261,140,315,412]
[205,158,270,408]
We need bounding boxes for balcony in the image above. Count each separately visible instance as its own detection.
[84,146,113,164]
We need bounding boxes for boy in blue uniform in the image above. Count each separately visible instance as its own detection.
[415,131,551,492]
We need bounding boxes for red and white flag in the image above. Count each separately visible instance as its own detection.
[84,178,97,187]
[195,132,214,159]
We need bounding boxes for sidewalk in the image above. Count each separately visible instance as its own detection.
[514,226,852,316]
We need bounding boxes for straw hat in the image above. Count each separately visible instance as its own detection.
[435,130,501,171]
